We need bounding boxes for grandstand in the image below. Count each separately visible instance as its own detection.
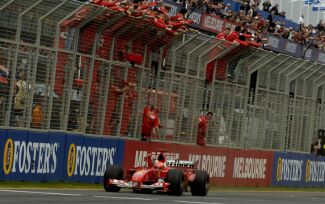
[0,0,325,155]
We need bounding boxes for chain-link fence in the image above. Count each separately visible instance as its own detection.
[0,0,324,153]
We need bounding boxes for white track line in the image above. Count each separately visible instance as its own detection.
[205,198,226,200]
[93,195,152,201]
[0,189,81,197]
[174,201,224,204]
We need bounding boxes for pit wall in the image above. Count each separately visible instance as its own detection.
[1,129,324,187]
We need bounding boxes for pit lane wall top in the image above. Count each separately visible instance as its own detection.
[1,129,325,187]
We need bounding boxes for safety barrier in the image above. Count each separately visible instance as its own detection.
[266,34,325,64]
[2,129,325,187]
[0,129,124,183]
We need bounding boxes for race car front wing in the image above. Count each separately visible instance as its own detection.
[108,179,170,190]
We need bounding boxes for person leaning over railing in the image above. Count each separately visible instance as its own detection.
[310,138,322,156]
[216,27,231,40]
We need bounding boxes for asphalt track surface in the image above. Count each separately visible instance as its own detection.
[0,189,324,204]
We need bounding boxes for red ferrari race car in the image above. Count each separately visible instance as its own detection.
[103,150,209,196]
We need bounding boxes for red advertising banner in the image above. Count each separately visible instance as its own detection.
[123,141,274,186]
[200,14,240,34]
[200,14,258,35]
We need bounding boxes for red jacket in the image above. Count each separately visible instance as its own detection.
[196,115,209,146]
[142,107,159,136]
[226,31,239,42]
[216,32,227,40]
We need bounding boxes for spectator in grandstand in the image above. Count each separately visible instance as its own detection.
[273,24,284,36]
[316,20,324,32]
[310,138,321,155]
[0,65,9,124]
[239,1,250,15]
[267,10,275,23]
[170,0,325,51]
[0,64,9,77]
[141,104,160,141]
[255,29,265,43]
[280,27,290,39]
[196,112,213,146]
[252,0,260,7]
[0,64,9,100]
[262,0,271,12]
[242,14,253,27]
[299,14,305,30]
[267,15,277,33]
[91,0,193,35]
[278,11,286,19]
[14,73,27,127]
[221,3,232,17]
[32,100,43,129]
[254,15,267,30]
[269,3,279,15]
[248,4,258,18]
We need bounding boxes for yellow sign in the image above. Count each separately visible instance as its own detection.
[3,138,14,175]
[276,157,282,182]
[67,144,76,177]
[305,160,311,182]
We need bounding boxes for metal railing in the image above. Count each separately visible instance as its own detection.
[0,0,325,153]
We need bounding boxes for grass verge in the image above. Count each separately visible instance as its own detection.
[0,181,325,192]
[211,186,325,192]
[0,181,102,189]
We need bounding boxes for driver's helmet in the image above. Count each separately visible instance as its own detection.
[154,153,166,168]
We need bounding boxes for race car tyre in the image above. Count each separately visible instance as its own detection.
[166,169,184,196]
[103,165,123,192]
[190,170,209,196]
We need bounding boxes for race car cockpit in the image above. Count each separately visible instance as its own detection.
[154,153,166,169]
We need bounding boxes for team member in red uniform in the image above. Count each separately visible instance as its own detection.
[216,27,231,40]
[141,105,160,141]
[196,112,213,146]
[226,26,241,42]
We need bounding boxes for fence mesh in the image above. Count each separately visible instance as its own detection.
[1,0,325,153]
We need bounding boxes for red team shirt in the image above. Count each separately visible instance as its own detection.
[196,115,209,146]
[142,107,159,138]
[225,31,239,42]
[216,32,227,40]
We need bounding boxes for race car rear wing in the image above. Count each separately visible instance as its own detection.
[166,160,196,168]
